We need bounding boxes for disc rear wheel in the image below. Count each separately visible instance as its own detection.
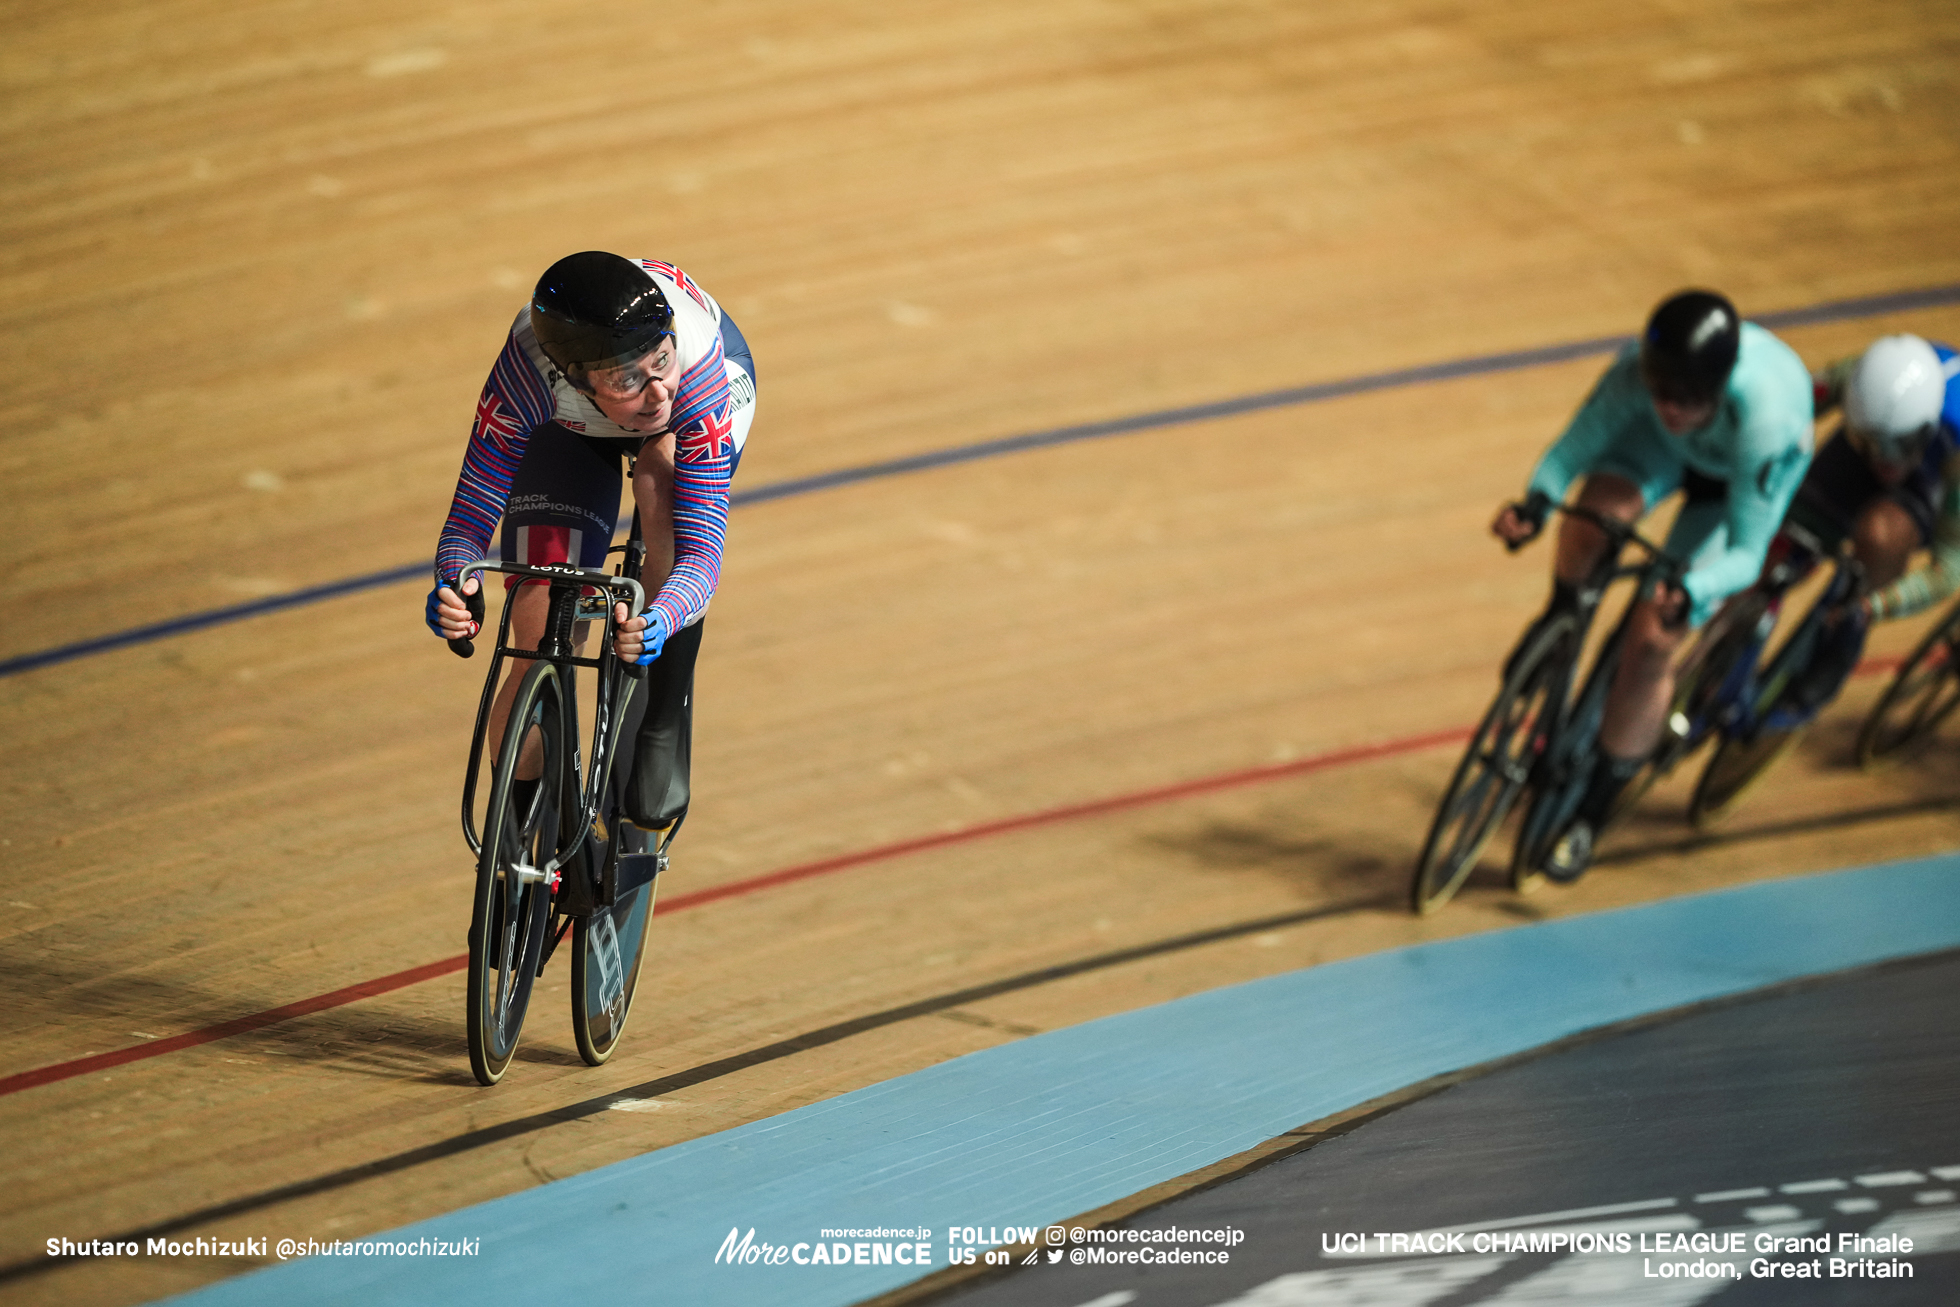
[571,825,662,1065]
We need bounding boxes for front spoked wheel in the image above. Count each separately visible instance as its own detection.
[468,660,572,1086]
[571,824,664,1065]
[1410,619,1572,914]
[1857,606,1960,768]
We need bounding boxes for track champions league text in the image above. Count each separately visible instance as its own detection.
[1322,1228,1917,1282]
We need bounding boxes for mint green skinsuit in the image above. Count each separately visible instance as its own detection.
[1526,322,1815,626]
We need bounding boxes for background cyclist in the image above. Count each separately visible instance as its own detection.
[1765,333,1960,716]
[426,251,757,837]
[1491,289,1814,878]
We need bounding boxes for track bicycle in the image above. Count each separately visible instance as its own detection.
[1410,504,1684,914]
[1687,543,1863,825]
[449,521,672,1085]
[1856,594,1960,768]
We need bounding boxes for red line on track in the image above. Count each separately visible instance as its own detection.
[0,958,470,1097]
[0,727,1471,1098]
[0,651,1917,1099]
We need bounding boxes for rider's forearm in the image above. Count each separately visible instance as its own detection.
[1868,566,1952,621]
[1869,537,1960,620]
[1871,481,1960,620]
[1525,362,1634,506]
[644,455,732,637]
[1688,484,1794,612]
[435,335,553,583]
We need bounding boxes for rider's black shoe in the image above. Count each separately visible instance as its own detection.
[1543,751,1644,884]
[1542,818,1595,883]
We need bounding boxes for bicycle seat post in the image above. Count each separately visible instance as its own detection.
[540,580,580,661]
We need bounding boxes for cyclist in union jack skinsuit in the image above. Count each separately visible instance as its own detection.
[427,251,757,832]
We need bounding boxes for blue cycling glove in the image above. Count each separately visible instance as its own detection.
[425,579,483,638]
[630,608,669,665]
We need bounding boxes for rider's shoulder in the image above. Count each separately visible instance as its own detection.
[1733,321,1809,386]
[632,259,723,375]
[507,305,553,374]
[1724,323,1812,443]
[1585,344,1645,403]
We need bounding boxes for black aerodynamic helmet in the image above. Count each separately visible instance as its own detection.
[529,251,675,383]
[1639,289,1740,406]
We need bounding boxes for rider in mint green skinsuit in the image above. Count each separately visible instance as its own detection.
[1525,321,1815,628]
[1494,294,1814,883]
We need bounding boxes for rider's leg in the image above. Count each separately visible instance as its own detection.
[1553,474,1645,586]
[1783,496,1918,714]
[1514,474,1644,674]
[1853,497,1918,590]
[486,422,627,780]
[1597,596,1689,764]
[623,619,702,829]
[484,582,590,781]
[1577,481,1725,827]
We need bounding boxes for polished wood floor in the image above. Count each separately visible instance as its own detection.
[4,1,1960,1302]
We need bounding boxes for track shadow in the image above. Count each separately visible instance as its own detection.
[1599,793,1960,866]
[0,950,466,1083]
[1142,815,1403,897]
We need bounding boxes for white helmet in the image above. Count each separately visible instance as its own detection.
[1845,334,1946,464]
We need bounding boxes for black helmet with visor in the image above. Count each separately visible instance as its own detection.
[529,252,676,391]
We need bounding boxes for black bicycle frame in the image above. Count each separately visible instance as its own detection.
[455,540,648,873]
[1515,504,1684,809]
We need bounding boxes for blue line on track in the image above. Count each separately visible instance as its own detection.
[14,281,1960,683]
[0,564,435,679]
[167,853,1960,1307]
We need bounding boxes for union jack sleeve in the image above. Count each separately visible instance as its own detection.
[649,331,737,635]
[434,331,555,585]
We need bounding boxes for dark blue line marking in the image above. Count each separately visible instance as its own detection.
[11,281,1960,680]
[730,333,1624,508]
[0,564,432,679]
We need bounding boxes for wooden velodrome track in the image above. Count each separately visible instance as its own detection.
[6,1,1960,1302]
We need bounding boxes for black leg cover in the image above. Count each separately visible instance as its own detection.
[620,618,703,829]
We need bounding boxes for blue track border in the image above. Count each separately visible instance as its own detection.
[11,281,1960,681]
[167,852,1960,1307]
